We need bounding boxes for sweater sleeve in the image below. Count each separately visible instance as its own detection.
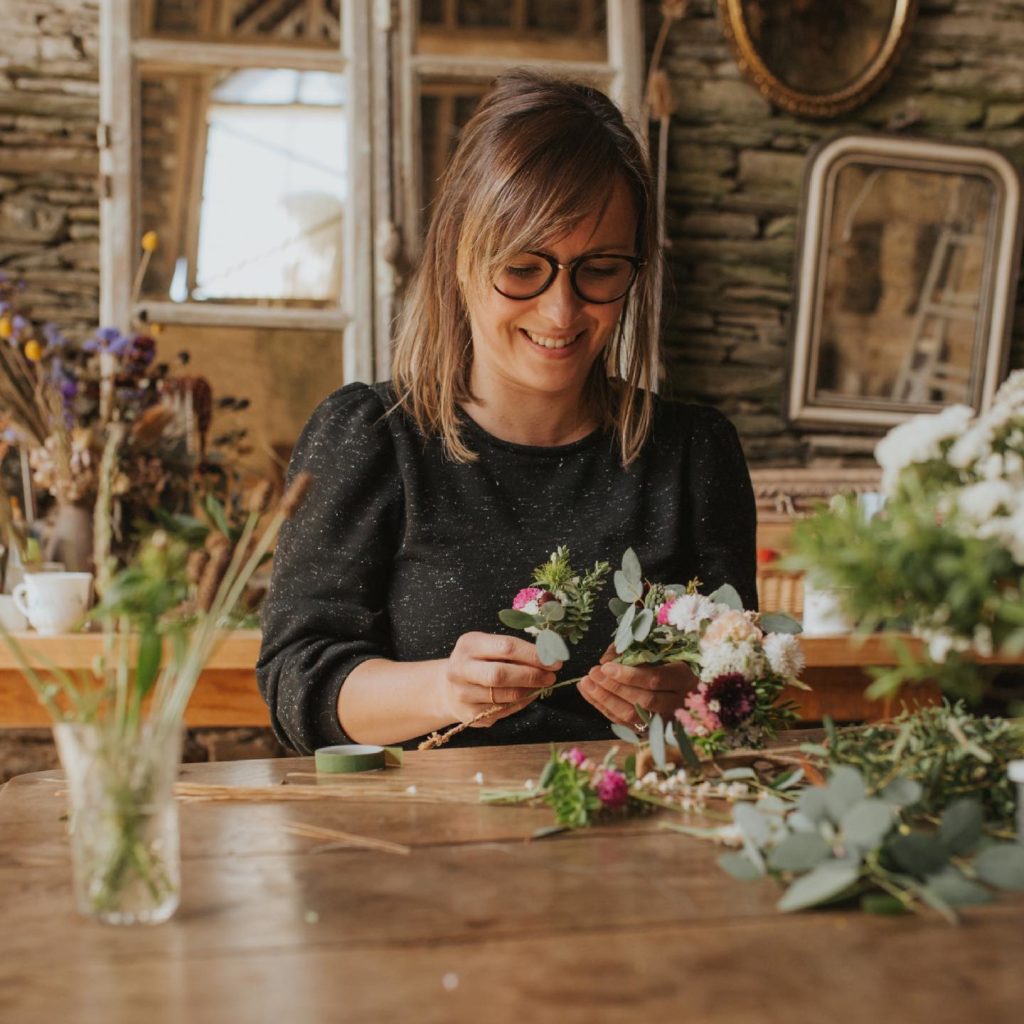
[687,406,758,610]
[256,383,403,753]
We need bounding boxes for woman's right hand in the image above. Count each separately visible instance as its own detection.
[436,632,560,727]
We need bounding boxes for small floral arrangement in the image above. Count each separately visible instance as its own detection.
[606,549,805,755]
[789,370,1024,699]
[498,546,610,665]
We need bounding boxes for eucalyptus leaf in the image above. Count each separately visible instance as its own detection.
[767,832,831,873]
[758,612,803,635]
[613,570,643,604]
[611,723,641,745]
[531,825,570,840]
[861,892,908,915]
[880,776,923,808]
[536,629,569,665]
[649,713,666,769]
[721,767,756,781]
[939,798,984,856]
[886,833,950,878]
[824,765,867,822]
[498,609,537,630]
[204,493,231,537]
[134,626,163,700]
[787,812,820,834]
[974,844,1024,891]
[925,868,993,907]
[777,861,861,913]
[673,725,701,773]
[632,608,654,642]
[539,757,557,789]
[608,597,629,617]
[709,583,743,611]
[621,547,642,586]
[540,600,566,622]
[733,803,772,845]
[797,786,829,823]
[773,768,805,791]
[840,798,894,851]
[718,852,765,881]
[614,604,637,654]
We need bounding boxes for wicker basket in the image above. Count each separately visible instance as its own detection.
[757,568,805,617]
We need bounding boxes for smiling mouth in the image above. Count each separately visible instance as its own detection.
[521,328,583,351]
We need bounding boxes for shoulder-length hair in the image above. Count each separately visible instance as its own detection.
[391,69,660,465]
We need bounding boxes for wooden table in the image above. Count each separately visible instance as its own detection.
[0,631,982,728]
[1,742,1021,1023]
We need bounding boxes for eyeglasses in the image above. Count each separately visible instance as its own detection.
[493,251,646,305]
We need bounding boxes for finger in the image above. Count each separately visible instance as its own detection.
[461,631,563,670]
[593,661,690,695]
[598,644,617,665]
[578,677,635,724]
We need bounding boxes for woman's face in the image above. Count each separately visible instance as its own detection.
[465,177,638,405]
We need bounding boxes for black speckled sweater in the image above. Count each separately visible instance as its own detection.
[256,382,757,753]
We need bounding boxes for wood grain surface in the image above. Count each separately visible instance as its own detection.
[1,741,1021,1024]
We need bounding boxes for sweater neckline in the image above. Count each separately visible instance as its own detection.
[457,408,606,457]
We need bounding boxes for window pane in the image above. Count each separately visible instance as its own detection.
[139,69,346,304]
[144,0,341,46]
[152,323,343,476]
[420,83,487,210]
[415,0,607,61]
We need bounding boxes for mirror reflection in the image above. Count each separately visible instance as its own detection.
[740,0,898,95]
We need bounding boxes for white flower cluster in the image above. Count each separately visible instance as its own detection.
[664,593,725,632]
[762,632,805,680]
[875,403,974,496]
[698,638,767,683]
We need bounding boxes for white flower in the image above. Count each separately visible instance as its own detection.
[875,404,973,494]
[698,639,766,682]
[665,594,725,633]
[954,479,1017,525]
[762,632,805,679]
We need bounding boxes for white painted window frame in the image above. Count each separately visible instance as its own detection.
[99,0,378,383]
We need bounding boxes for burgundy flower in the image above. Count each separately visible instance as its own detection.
[703,673,757,728]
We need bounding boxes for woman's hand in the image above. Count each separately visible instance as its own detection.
[437,632,560,727]
[578,645,696,729]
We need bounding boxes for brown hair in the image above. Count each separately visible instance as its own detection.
[391,69,660,464]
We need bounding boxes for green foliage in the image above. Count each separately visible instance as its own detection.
[815,702,1024,826]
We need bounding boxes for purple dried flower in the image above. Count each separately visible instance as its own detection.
[96,326,121,343]
[11,314,29,331]
[595,769,629,810]
[703,673,757,729]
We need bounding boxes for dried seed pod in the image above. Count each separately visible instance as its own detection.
[187,548,209,585]
[246,480,273,516]
[196,539,232,612]
[204,530,230,555]
[280,471,314,519]
[130,404,176,446]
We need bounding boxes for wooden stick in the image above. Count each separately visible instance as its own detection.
[284,821,411,856]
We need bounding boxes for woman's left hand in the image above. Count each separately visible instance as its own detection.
[578,646,696,728]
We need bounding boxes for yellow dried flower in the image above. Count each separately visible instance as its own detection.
[141,230,159,252]
[0,317,12,340]
[149,322,163,336]
[23,339,43,361]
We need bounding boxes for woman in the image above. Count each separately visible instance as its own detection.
[257,70,756,753]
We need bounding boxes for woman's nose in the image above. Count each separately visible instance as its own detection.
[536,266,583,327]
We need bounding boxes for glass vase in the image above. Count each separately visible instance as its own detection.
[54,722,182,925]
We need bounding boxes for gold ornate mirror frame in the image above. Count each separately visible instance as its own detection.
[718,0,918,119]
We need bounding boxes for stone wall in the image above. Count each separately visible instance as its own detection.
[652,0,1024,463]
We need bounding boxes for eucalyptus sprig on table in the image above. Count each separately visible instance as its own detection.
[714,762,1024,923]
[804,703,1024,826]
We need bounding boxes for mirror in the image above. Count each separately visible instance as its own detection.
[719,0,918,118]
[787,134,1023,430]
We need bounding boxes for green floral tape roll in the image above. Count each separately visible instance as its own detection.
[314,744,387,774]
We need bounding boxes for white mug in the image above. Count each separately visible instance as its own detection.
[12,572,93,636]
[0,594,29,632]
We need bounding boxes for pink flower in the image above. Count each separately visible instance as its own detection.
[595,769,629,810]
[656,600,673,625]
[677,687,722,737]
[701,609,762,647]
[563,747,587,767]
[513,587,546,613]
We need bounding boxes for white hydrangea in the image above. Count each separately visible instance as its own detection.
[698,639,766,683]
[665,594,725,633]
[762,632,805,680]
[954,479,1018,525]
[875,404,974,495]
